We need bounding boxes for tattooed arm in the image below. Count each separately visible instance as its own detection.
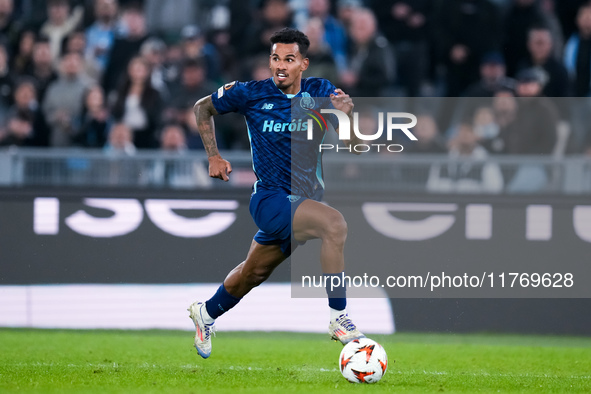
[194,95,232,181]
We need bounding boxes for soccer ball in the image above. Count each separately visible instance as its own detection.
[339,338,388,384]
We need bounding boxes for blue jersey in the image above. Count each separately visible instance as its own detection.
[211,77,338,198]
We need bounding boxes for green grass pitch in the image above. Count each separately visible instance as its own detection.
[1,329,590,393]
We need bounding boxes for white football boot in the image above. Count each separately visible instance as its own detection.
[188,301,216,358]
[328,313,365,345]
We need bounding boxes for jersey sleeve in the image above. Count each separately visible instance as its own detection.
[320,79,338,97]
[317,79,340,131]
[210,81,248,115]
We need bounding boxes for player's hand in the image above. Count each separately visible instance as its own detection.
[208,155,232,182]
[330,88,354,116]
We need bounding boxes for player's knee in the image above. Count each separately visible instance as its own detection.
[323,211,348,246]
[245,265,273,287]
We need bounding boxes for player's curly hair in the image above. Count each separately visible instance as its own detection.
[270,28,310,57]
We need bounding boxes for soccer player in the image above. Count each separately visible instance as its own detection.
[188,28,364,359]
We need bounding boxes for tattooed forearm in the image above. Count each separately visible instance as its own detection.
[193,95,220,158]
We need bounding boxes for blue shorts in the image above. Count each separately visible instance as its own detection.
[249,187,308,257]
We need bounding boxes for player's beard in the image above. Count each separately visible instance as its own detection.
[274,76,290,90]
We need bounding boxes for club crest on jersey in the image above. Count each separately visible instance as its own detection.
[300,92,315,109]
[287,195,301,203]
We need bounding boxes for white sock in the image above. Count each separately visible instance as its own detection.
[200,304,215,325]
[330,307,346,321]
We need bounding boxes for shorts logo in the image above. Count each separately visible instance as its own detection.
[300,92,315,109]
[287,195,301,203]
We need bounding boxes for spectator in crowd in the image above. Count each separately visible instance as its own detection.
[11,28,36,76]
[153,122,211,188]
[540,0,564,59]
[247,55,272,81]
[111,56,162,148]
[556,0,589,40]
[435,0,501,97]
[504,68,558,154]
[372,0,434,97]
[342,8,395,97]
[103,121,135,154]
[218,24,242,74]
[75,84,110,147]
[157,123,189,182]
[139,37,169,99]
[463,52,516,97]
[102,120,145,185]
[209,27,237,80]
[503,0,548,77]
[564,3,591,97]
[62,28,86,55]
[7,77,36,119]
[336,0,360,31]
[102,4,148,95]
[144,0,199,40]
[24,37,58,103]
[42,51,90,146]
[40,0,84,64]
[159,122,187,152]
[427,121,504,193]
[0,110,35,147]
[228,0,254,60]
[0,0,19,49]
[85,0,119,76]
[487,89,519,154]
[518,25,570,97]
[434,0,500,129]
[64,29,101,81]
[471,105,502,152]
[179,24,221,83]
[403,114,447,154]
[0,43,15,118]
[156,122,192,186]
[455,51,516,127]
[163,56,210,142]
[8,77,50,146]
[302,16,338,83]
[168,57,215,117]
[564,3,591,148]
[307,0,348,74]
[16,0,49,28]
[244,0,293,58]
[160,41,183,86]
[502,69,560,191]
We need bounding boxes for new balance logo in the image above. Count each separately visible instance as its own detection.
[261,103,274,110]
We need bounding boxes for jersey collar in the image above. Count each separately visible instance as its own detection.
[270,77,303,98]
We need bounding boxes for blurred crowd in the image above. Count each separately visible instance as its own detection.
[0,0,591,158]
